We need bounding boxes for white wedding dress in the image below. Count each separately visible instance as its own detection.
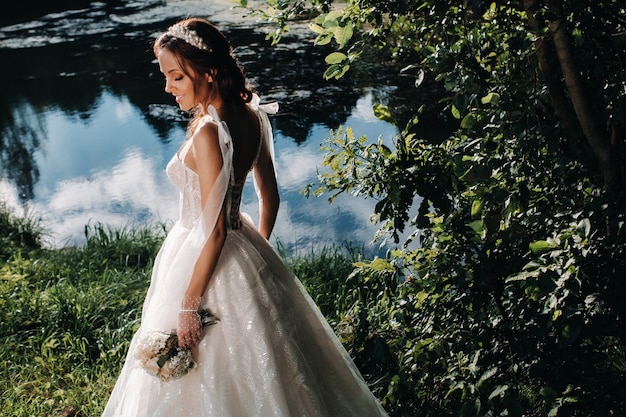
[101,95,389,417]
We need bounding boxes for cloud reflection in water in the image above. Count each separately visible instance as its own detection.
[1,92,395,256]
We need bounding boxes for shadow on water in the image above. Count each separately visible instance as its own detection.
[0,0,451,252]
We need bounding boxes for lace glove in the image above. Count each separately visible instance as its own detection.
[178,295,202,350]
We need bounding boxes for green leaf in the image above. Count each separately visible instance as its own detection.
[505,270,539,283]
[481,92,500,105]
[471,199,484,218]
[572,27,583,46]
[461,113,477,129]
[315,32,333,46]
[529,240,553,254]
[477,367,497,387]
[370,258,392,271]
[468,220,487,238]
[488,384,509,400]
[416,291,429,307]
[333,23,353,49]
[540,386,558,401]
[562,321,582,345]
[309,23,324,34]
[325,52,347,64]
[451,104,461,119]
[324,63,350,80]
[373,104,394,124]
[445,381,465,398]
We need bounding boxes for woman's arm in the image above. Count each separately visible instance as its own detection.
[178,122,227,349]
[253,136,279,240]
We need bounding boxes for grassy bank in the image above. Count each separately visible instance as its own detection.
[0,203,365,416]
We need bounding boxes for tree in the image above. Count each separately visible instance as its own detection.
[242,1,626,416]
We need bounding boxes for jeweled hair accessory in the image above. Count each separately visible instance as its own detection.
[166,24,211,52]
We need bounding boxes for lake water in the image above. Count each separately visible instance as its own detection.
[0,0,416,256]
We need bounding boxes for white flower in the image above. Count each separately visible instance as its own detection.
[134,309,219,382]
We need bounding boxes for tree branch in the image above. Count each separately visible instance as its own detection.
[523,0,583,144]
[545,0,621,191]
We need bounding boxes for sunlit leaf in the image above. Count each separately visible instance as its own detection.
[461,113,477,129]
[471,199,484,218]
[481,92,500,105]
[323,63,350,80]
[529,240,553,254]
[451,104,461,119]
[325,10,344,23]
[576,218,591,237]
[373,104,394,124]
[325,52,347,64]
[309,23,324,34]
[334,23,353,49]
[315,32,333,46]
[370,258,392,271]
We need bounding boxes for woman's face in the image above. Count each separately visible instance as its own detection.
[158,48,200,111]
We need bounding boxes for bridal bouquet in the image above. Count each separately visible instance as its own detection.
[135,309,219,382]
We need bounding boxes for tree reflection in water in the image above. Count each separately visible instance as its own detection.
[0,0,428,252]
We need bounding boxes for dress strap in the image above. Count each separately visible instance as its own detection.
[249,95,279,201]
[249,94,278,171]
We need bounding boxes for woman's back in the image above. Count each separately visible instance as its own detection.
[222,103,262,184]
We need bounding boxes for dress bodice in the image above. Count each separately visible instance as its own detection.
[165,117,260,230]
[226,176,246,229]
[166,154,203,229]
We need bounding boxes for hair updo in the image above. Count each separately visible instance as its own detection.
[153,17,254,109]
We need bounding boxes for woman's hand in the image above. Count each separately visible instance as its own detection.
[178,294,202,349]
[178,309,203,349]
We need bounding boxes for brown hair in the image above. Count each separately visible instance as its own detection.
[153,18,254,131]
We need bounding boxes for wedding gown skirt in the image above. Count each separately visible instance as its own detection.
[101,215,388,417]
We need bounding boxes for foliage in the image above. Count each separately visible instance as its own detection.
[241,0,626,416]
[0,201,43,261]
[0,207,163,416]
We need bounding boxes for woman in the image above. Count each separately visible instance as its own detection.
[101,17,389,417]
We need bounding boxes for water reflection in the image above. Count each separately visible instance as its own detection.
[0,0,419,254]
[1,89,397,254]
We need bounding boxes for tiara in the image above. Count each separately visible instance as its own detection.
[166,24,212,52]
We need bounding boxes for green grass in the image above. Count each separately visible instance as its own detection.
[0,203,365,416]
[0,203,165,416]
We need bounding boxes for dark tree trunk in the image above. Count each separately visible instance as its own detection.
[545,0,623,191]
[523,0,625,192]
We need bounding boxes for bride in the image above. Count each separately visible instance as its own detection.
[101,17,389,417]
